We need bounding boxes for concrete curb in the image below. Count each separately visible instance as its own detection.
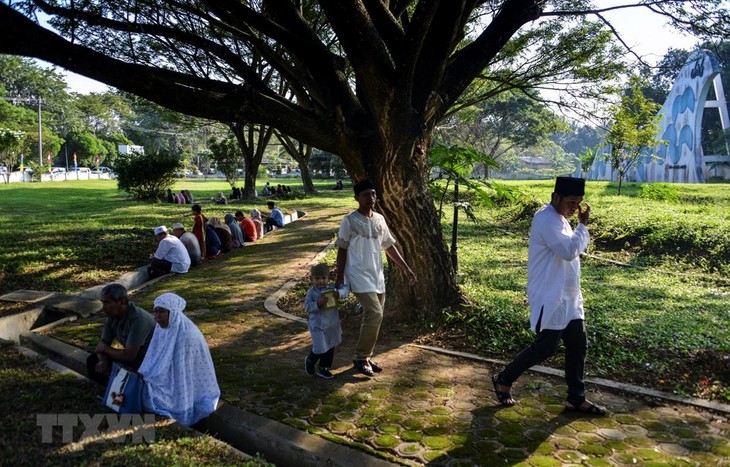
[262,238,337,324]
[199,404,398,467]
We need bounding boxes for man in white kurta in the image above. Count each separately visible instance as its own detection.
[336,179,417,377]
[149,225,191,278]
[493,177,606,415]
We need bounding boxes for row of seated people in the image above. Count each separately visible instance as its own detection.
[190,204,267,260]
[149,203,279,279]
[167,189,194,204]
[261,183,291,197]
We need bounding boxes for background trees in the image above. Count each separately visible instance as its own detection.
[604,75,663,194]
[0,1,727,318]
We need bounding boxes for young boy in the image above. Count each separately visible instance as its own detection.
[304,263,349,379]
[335,179,417,376]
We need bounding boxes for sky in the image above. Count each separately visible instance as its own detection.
[60,3,700,95]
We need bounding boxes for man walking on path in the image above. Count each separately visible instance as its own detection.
[336,179,417,377]
[492,176,606,415]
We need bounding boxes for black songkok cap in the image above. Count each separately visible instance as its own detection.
[353,179,376,196]
[554,176,585,196]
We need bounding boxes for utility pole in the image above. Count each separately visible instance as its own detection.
[37,97,42,167]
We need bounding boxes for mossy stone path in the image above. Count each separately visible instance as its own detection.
[48,206,730,466]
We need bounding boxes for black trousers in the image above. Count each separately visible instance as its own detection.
[148,258,172,279]
[264,218,283,233]
[307,347,335,369]
[499,318,587,403]
[85,352,145,387]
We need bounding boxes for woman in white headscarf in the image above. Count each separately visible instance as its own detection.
[138,293,220,426]
[250,209,264,239]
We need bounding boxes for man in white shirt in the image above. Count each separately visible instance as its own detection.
[336,179,417,377]
[149,225,191,278]
[492,177,606,415]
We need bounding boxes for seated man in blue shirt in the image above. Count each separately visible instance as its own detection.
[264,201,285,233]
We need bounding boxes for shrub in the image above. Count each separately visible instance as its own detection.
[639,183,680,203]
[115,152,181,200]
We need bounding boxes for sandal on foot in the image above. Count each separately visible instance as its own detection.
[564,400,607,416]
[492,374,517,406]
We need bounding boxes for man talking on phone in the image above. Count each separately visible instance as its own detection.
[491,176,607,415]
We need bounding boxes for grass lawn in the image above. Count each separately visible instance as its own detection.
[0,341,269,466]
[0,177,728,406]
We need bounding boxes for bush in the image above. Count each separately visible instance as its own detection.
[639,183,680,203]
[115,152,181,200]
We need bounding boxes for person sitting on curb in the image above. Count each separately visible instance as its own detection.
[172,222,202,266]
[208,217,233,253]
[235,210,257,243]
[191,204,207,258]
[149,225,191,279]
[86,283,155,386]
[250,209,265,239]
[264,201,284,233]
[138,292,220,426]
[224,213,244,248]
[205,223,221,258]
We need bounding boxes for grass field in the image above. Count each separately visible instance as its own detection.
[0,177,728,402]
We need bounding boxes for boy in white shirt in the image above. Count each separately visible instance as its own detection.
[335,180,417,377]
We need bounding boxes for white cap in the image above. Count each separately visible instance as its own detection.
[154,225,168,235]
[172,222,184,230]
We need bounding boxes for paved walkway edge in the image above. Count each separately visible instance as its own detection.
[412,344,730,415]
[199,404,397,467]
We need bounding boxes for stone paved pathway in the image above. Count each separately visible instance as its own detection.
[47,206,730,466]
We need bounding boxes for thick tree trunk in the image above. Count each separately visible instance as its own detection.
[299,162,316,194]
[363,140,463,321]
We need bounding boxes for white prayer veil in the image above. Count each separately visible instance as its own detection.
[138,292,220,426]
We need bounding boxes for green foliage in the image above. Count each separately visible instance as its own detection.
[25,160,42,181]
[429,144,499,219]
[115,152,181,199]
[578,147,597,172]
[639,183,680,203]
[66,129,109,166]
[0,127,25,177]
[604,75,663,194]
[208,134,243,188]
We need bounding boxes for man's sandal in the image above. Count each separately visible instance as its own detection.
[492,374,517,406]
[564,400,607,416]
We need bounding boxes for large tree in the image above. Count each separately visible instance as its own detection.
[1,1,726,318]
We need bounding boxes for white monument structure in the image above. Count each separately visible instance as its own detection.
[587,50,730,183]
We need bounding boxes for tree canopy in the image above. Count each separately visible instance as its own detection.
[1,0,727,317]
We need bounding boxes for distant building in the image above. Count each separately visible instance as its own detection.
[118,145,145,155]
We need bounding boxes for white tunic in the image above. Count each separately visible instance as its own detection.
[335,210,396,294]
[153,235,191,273]
[526,203,589,332]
